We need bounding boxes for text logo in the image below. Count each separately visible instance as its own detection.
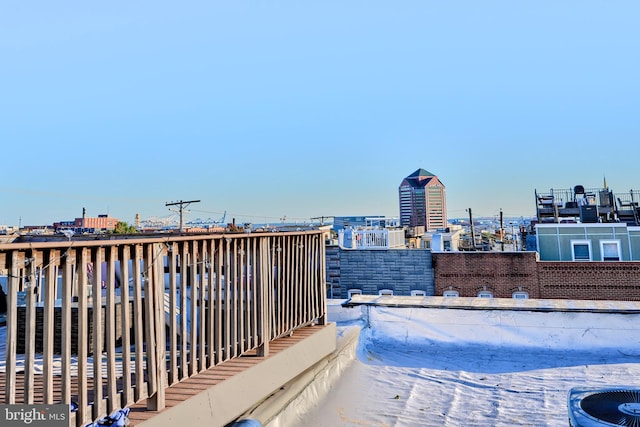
[0,405,68,426]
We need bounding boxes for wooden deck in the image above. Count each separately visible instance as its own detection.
[1,324,330,426]
[1,231,331,426]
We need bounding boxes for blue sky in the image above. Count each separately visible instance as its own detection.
[1,2,639,226]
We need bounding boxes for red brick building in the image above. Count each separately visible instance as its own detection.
[54,213,120,232]
[76,214,119,231]
[432,252,640,301]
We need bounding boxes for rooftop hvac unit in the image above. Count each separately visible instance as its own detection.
[568,387,640,426]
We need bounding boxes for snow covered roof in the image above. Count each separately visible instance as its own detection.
[278,297,640,426]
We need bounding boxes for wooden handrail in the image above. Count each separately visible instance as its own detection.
[0,230,327,426]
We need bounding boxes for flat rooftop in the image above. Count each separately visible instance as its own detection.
[272,297,640,426]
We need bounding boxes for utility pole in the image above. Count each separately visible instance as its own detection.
[166,199,200,233]
[467,208,476,250]
[500,208,504,252]
[311,216,334,225]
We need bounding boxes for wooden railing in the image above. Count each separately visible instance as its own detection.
[0,230,327,426]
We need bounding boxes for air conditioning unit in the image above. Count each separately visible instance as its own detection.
[568,387,640,426]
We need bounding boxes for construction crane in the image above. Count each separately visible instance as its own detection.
[186,211,227,229]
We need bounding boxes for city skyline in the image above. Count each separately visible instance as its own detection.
[2,2,639,226]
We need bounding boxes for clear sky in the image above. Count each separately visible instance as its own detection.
[1,2,639,227]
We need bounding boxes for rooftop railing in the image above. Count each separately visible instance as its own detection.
[0,230,327,426]
[534,187,640,224]
[338,228,406,249]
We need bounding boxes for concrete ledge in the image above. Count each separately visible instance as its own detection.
[138,323,337,427]
[237,325,361,426]
[344,295,640,313]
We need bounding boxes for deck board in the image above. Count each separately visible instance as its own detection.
[127,325,324,425]
[1,324,328,426]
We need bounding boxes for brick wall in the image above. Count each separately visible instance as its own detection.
[325,245,342,298]
[327,246,433,298]
[327,246,640,301]
[432,252,539,298]
[538,262,640,300]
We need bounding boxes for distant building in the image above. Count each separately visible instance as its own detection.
[399,168,447,232]
[421,224,463,251]
[532,182,640,261]
[0,225,18,235]
[54,209,119,233]
[333,216,397,231]
[334,216,403,250]
[536,223,640,261]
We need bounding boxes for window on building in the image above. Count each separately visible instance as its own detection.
[411,290,426,296]
[443,290,459,297]
[378,289,394,296]
[347,289,362,298]
[600,240,621,261]
[571,240,592,261]
[512,291,529,299]
[477,291,493,298]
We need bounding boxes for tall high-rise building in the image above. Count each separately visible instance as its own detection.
[399,168,447,231]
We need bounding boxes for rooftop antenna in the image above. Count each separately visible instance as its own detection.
[166,199,201,233]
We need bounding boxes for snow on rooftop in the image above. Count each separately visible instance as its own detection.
[280,297,640,427]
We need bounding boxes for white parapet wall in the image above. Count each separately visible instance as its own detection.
[138,324,337,427]
[336,295,640,353]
